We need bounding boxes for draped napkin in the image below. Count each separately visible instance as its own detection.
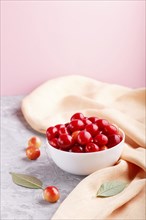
[21,75,146,220]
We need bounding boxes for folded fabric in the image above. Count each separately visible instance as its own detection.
[21,75,146,220]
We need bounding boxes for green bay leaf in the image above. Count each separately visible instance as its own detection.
[96,181,128,197]
[10,172,43,189]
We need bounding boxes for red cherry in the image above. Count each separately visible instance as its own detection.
[88,116,99,123]
[70,145,84,153]
[94,133,108,146]
[100,145,108,151]
[104,124,118,135]
[26,146,40,160]
[55,124,64,130]
[46,126,58,141]
[71,112,85,121]
[58,134,73,150]
[85,143,100,152]
[77,131,92,145]
[68,119,85,132]
[49,138,59,149]
[95,119,109,131]
[28,136,42,148]
[82,118,92,126]
[58,126,68,135]
[85,123,99,137]
[107,134,121,148]
[43,186,60,203]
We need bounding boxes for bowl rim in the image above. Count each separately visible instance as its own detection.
[46,128,125,156]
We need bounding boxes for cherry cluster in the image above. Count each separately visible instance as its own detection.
[46,113,122,153]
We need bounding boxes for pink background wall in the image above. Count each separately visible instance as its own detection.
[1,1,145,96]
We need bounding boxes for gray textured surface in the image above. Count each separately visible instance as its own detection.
[1,96,84,220]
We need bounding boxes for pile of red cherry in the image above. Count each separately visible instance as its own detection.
[46,113,122,153]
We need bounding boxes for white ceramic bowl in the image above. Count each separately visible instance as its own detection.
[46,129,125,175]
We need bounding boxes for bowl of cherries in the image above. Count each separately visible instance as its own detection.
[46,113,125,175]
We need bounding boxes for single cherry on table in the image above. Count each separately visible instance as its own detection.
[43,186,60,203]
[26,146,40,160]
[28,136,42,148]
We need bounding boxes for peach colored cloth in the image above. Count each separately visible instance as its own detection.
[21,75,146,220]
